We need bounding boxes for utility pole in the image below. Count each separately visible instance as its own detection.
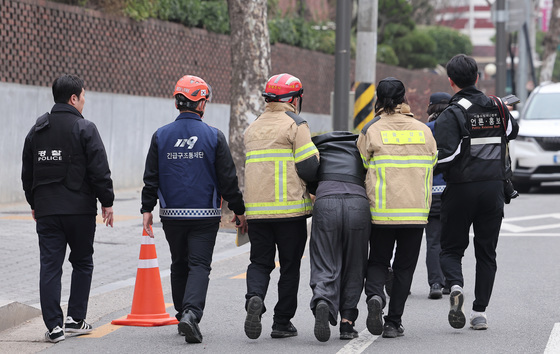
[333,0,352,131]
[496,0,507,96]
[353,0,377,131]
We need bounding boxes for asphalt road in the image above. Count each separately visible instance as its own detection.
[1,183,559,354]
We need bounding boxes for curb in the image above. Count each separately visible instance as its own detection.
[0,300,42,333]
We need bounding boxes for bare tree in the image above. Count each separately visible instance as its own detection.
[227,0,271,190]
[540,0,560,82]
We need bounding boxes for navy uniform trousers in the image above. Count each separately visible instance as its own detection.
[37,214,96,330]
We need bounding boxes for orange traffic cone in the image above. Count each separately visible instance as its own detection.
[111,226,178,326]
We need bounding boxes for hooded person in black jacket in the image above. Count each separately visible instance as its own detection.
[21,74,114,343]
[308,131,370,342]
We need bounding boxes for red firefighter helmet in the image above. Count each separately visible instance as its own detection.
[173,75,211,102]
[262,73,303,102]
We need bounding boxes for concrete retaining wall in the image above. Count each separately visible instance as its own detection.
[0,82,331,205]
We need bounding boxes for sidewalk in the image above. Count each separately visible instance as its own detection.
[0,188,243,332]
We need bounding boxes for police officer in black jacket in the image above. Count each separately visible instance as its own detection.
[22,74,114,343]
[434,54,518,331]
[308,131,370,342]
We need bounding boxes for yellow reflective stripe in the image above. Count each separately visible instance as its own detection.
[369,155,435,168]
[273,161,288,202]
[375,167,385,210]
[424,167,430,208]
[360,153,369,169]
[245,199,312,216]
[246,149,293,163]
[381,130,426,144]
[370,207,429,221]
[294,142,318,163]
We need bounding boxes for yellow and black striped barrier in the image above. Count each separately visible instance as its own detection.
[353,82,375,131]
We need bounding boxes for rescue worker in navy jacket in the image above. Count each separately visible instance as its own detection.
[21,74,114,343]
[308,131,370,342]
[141,75,247,344]
[434,54,518,331]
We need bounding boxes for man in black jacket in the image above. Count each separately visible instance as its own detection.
[434,54,518,331]
[22,74,114,343]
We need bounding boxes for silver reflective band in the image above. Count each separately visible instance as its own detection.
[471,137,501,145]
[246,202,312,212]
[138,259,158,269]
[371,211,429,218]
[246,152,293,160]
[141,235,155,245]
[432,185,445,193]
[160,208,221,217]
[438,140,463,163]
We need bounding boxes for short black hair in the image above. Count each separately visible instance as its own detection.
[175,94,199,112]
[446,54,478,89]
[52,74,84,104]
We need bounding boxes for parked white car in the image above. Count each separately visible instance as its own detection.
[510,82,560,192]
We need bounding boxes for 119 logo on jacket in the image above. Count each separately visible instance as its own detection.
[174,136,198,149]
[37,150,62,161]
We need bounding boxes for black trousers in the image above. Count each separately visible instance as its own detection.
[245,219,307,325]
[37,214,96,330]
[440,181,504,312]
[425,215,445,287]
[365,227,423,327]
[309,195,370,324]
[163,220,219,322]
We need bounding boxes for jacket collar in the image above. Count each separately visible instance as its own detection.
[450,85,480,103]
[265,101,296,113]
[377,103,414,118]
[50,103,84,118]
[176,112,202,121]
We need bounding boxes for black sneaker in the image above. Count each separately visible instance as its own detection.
[442,287,451,295]
[382,322,404,338]
[45,326,65,343]
[448,286,466,329]
[271,321,298,338]
[429,283,443,299]
[366,295,383,335]
[244,296,263,339]
[64,316,93,334]
[314,300,330,342]
[339,322,358,340]
[178,310,203,343]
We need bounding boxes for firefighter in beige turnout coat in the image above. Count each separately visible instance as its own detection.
[357,77,437,339]
[243,73,320,340]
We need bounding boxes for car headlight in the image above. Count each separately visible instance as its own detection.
[515,135,537,143]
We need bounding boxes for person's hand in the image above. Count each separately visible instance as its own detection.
[232,214,248,235]
[31,210,36,222]
[143,212,154,237]
[102,206,114,227]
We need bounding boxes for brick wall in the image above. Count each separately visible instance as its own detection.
[0,0,494,120]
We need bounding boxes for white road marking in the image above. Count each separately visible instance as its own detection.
[544,323,560,354]
[336,330,379,354]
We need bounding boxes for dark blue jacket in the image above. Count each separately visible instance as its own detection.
[141,112,245,221]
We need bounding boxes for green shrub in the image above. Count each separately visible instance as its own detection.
[393,30,437,69]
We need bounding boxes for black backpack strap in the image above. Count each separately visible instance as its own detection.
[360,116,381,134]
[285,111,307,125]
[488,95,508,133]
